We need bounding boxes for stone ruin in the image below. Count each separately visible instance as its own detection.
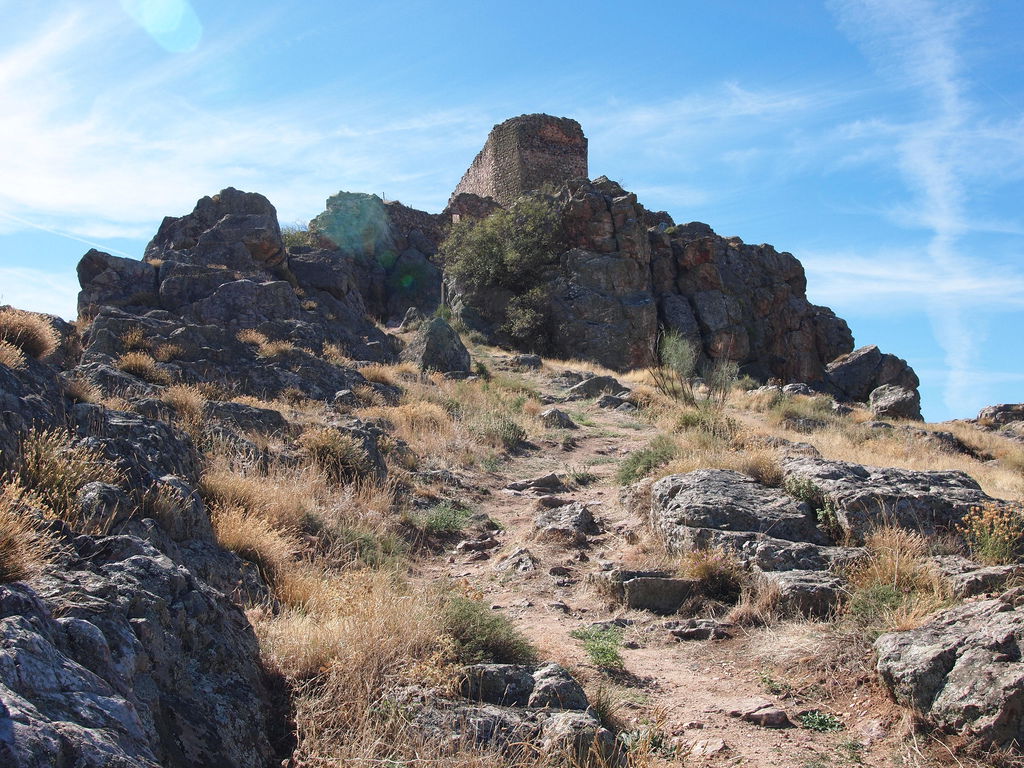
[450,114,588,207]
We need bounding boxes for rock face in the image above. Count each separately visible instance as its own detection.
[869,384,922,421]
[781,456,991,543]
[448,175,856,380]
[876,588,1024,749]
[638,458,998,618]
[0,536,278,768]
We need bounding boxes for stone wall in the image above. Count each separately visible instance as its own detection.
[450,114,588,207]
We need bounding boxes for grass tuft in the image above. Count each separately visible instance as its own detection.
[0,308,58,359]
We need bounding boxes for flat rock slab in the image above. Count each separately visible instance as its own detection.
[651,469,827,549]
[782,456,993,542]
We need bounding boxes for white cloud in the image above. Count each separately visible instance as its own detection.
[0,267,80,320]
[828,0,1024,416]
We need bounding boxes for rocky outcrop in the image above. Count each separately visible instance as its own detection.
[307,191,444,322]
[876,588,1024,750]
[781,456,991,543]
[0,533,278,768]
[77,188,398,375]
[448,176,855,380]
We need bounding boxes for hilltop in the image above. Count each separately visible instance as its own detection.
[0,115,1021,768]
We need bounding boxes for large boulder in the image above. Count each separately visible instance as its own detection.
[876,588,1024,750]
[826,345,919,403]
[400,317,470,373]
[869,384,923,420]
[145,187,284,269]
[77,250,158,317]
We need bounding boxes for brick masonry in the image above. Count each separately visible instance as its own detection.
[450,114,588,207]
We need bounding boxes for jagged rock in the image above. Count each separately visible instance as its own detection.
[534,502,600,546]
[77,249,159,317]
[726,698,792,728]
[596,394,627,409]
[782,383,814,396]
[875,588,1024,749]
[0,534,277,768]
[460,663,589,711]
[204,400,288,435]
[400,317,470,373]
[495,547,538,573]
[760,569,845,619]
[782,456,992,542]
[540,408,576,429]
[826,345,919,403]
[977,404,1024,426]
[869,384,922,421]
[513,354,542,369]
[507,473,567,493]
[564,375,624,399]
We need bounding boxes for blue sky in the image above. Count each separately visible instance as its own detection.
[0,0,1021,421]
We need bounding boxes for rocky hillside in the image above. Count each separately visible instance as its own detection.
[0,182,1021,768]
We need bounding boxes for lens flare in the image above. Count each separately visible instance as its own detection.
[120,0,202,53]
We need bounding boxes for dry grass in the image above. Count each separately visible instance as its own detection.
[11,428,122,528]
[358,362,421,386]
[0,340,26,370]
[0,308,58,359]
[297,428,370,482]
[322,342,352,367]
[237,329,296,359]
[120,326,148,351]
[844,526,950,633]
[0,482,56,582]
[153,343,185,362]
[62,375,100,404]
[116,351,171,385]
[211,503,299,585]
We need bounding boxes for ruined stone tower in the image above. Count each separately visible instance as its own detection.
[450,114,588,207]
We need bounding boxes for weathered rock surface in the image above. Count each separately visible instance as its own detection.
[400,317,471,372]
[534,502,600,546]
[781,456,992,542]
[826,345,919,405]
[869,384,923,421]
[876,588,1024,749]
[0,536,278,768]
[760,569,845,619]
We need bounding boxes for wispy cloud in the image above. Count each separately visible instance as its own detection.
[828,0,1024,415]
[0,267,80,318]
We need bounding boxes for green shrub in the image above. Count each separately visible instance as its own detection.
[440,196,563,349]
[570,626,624,670]
[440,595,538,664]
[420,502,471,534]
[473,413,526,452]
[616,435,678,484]
[797,710,844,732]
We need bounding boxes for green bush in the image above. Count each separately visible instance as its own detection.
[420,502,471,534]
[440,595,538,664]
[616,435,678,484]
[797,710,844,732]
[440,196,563,349]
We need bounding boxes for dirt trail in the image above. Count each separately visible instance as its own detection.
[409,361,891,767]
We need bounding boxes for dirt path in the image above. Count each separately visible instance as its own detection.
[408,362,892,767]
